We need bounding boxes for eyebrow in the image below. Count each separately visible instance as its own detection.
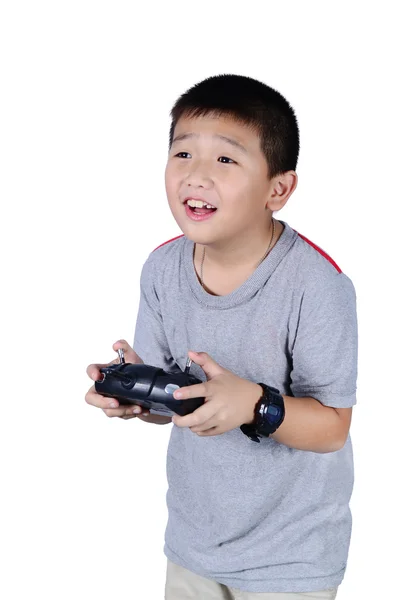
[171,132,249,155]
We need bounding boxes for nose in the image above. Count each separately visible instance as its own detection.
[184,159,213,187]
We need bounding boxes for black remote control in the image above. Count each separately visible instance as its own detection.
[95,353,204,417]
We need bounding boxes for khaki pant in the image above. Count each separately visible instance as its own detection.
[165,559,338,600]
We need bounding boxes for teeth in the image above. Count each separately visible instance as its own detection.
[187,199,216,209]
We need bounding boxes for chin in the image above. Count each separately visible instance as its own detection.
[177,225,205,244]
[169,204,218,245]
[176,224,212,246]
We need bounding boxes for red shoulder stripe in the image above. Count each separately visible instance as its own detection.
[296,232,342,273]
[152,234,185,252]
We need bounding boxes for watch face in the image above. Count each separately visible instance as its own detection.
[266,403,283,424]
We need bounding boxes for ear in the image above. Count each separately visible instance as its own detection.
[267,170,298,212]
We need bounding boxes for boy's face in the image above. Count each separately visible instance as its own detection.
[165,114,275,245]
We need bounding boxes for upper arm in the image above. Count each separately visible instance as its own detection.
[290,273,358,409]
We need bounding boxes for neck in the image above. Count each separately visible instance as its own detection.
[196,218,282,270]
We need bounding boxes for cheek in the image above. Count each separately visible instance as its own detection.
[164,180,182,215]
[223,181,251,210]
[224,188,262,226]
[164,165,172,186]
[165,169,179,197]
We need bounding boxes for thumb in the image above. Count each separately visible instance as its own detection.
[187,350,225,380]
[112,339,144,365]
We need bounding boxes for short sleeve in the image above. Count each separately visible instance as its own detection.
[290,273,358,408]
[133,255,181,373]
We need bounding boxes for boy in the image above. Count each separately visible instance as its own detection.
[85,74,357,599]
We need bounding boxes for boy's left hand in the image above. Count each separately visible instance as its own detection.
[172,350,262,436]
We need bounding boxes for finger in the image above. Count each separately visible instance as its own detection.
[172,401,216,429]
[86,341,142,383]
[124,405,150,417]
[186,350,225,380]
[104,405,151,418]
[86,362,113,382]
[118,407,149,419]
[86,350,132,382]
[190,416,219,433]
[112,339,144,365]
[103,406,132,418]
[193,426,220,437]
[85,385,124,410]
[85,383,150,416]
[173,383,207,401]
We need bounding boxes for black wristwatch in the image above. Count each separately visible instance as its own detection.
[240,383,285,443]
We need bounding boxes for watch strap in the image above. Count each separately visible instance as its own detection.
[240,383,285,442]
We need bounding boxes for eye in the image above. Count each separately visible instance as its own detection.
[174,152,236,164]
[218,156,235,164]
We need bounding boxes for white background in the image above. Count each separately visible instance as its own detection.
[1,1,399,598]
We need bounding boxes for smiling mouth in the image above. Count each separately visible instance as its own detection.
[183,200,218,222]
[185,199,217,213]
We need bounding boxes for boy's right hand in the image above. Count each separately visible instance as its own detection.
[85,339,149,420]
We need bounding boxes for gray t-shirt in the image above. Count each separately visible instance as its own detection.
[133,220,358,594]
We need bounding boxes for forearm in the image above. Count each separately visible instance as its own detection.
[269,395,344,453]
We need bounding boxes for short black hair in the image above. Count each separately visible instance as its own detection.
[168,74,300,180]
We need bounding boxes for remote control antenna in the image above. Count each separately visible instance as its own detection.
[118,348,125,364]
[184,357,192,374]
